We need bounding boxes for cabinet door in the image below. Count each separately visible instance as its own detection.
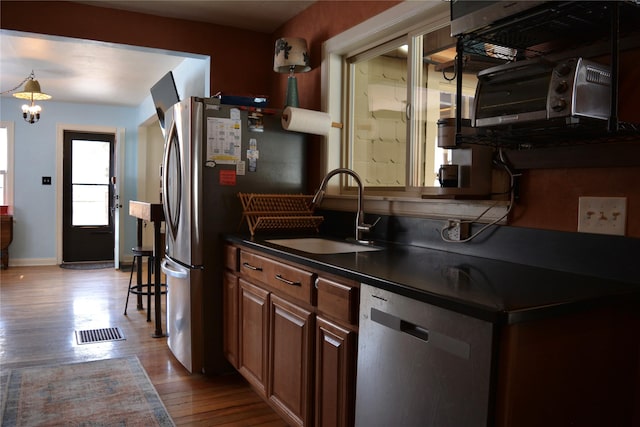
[316,277,359,326]
[268,294,314,427]
[223,271,239,368]
[315,316,357,427]
[238,279,270,397]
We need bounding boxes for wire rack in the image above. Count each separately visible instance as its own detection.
[238,193,324,236]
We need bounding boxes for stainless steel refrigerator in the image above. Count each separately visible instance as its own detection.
[161,97,307,374]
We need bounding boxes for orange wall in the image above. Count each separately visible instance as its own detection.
[0,0,399,191]
[513,167,640,237]
[275,1,640,239]
[510,48,640,238]
[270,1,402,110]
[2,0,638,238]
[269,1,402,188]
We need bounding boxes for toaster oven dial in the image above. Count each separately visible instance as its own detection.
[555,62,572,77]
[555,81,569,94]
[551,98,567,112]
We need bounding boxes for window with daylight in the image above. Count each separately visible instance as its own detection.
[0,122,14,208]
[345,25,478,191]
[321,3,509,223]
[71,139,111,226]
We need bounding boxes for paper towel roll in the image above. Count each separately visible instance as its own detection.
[281,107,334,136]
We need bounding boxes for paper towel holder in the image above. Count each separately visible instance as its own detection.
[281,106,344,136]
[282,112,343,129]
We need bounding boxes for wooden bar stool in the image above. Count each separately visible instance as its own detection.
[124,246,155,321]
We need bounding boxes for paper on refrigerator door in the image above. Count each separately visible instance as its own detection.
[206,112,242,165]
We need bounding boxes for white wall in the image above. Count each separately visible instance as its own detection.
[0,55,209,266]
[0,97,138,265]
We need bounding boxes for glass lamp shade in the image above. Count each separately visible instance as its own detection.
[21,101,42,124]
[274,37,311,74]
[22,103,42,115]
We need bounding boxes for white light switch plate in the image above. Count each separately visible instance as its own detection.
[577,196,627,236]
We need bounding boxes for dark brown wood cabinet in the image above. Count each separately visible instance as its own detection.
[222,271,239,369]
[238,279,270,398]
[495,305,640,427]
[1,214,13,269]
[269,294,314,427]
[224,244,360,427]
[315,316,356,427]
[224,243,640,426]
[314,276,359,427]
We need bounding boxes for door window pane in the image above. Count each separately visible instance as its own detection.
[72,140,110,184]
[72,184,109,226]
[72,139,110,226]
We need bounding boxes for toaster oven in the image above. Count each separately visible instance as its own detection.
[472,57,611,129]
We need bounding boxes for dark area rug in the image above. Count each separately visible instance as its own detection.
[59,261,114,270]
[1,356,175,426]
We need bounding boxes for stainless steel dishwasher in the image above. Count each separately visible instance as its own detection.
[355,284,494,427]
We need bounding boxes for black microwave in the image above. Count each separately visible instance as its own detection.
[450,0,547,36]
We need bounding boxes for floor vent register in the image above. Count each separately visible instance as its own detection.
[75,327,126,345]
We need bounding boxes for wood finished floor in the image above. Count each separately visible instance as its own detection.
[0,265,287,426]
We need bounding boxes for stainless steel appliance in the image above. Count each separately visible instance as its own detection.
[161,97,307,374]
[472,57,611,129]
[354,284,494,427]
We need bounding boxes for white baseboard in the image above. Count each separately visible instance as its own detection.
[9,258,57,267]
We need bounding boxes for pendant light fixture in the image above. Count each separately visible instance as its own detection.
[9,71,52,124]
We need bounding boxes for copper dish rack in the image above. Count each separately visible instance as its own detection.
[238,193,324,236]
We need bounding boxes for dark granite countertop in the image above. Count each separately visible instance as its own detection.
[225,234,640,325]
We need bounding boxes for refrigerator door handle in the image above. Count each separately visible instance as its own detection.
[161,258,188,279]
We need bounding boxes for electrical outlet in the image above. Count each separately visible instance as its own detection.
[446,220,470,241]
[578,196,627,236]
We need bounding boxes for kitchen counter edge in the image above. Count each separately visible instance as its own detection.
[224,234,640,325]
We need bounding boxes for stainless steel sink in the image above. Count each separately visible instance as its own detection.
[265,238,382,254]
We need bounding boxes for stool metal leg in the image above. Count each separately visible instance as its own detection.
[124,255,142,315]
[124,252,156,320]
[124,257,134,315]
[136,254,144,309]
[146,255,153,322]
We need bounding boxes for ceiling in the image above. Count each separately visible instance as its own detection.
[0,1,315,107]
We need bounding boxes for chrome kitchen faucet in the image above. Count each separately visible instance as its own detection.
[311,168,379,244]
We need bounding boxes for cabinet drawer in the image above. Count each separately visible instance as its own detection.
[316,277,359,325]
[240,250,271,283]
[225,244,239,271]
[240,250,315,304]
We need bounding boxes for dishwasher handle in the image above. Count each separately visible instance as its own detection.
[161,258,188,279]
[401,320,430,342]
[371,308,429,342]
[370,307,471,359]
